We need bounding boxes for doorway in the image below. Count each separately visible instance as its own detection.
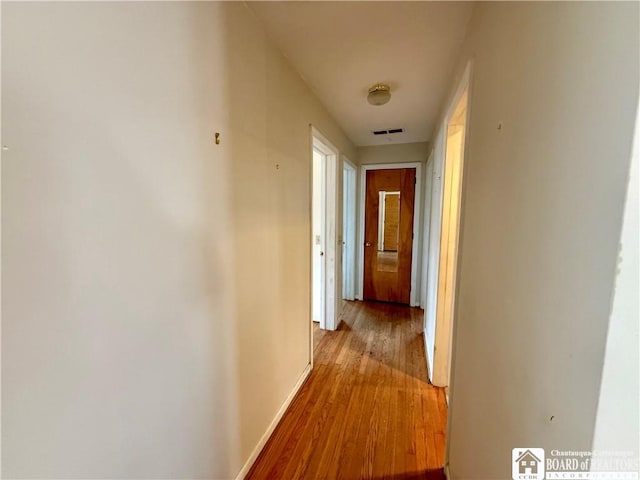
[362,168,416,304]
[311,128,340,333]
[427,72,469,390]
[312,148,326,328]
[434,90,467,387]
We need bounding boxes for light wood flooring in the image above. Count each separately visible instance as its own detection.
[246,300,448,480]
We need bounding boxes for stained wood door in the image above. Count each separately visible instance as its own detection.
[363,168,416,304]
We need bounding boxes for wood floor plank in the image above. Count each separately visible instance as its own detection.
[246,301,447,480]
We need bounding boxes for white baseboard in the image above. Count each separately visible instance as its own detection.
[444,463,451,479]
[423,329,433,382]
[234,363,312,480]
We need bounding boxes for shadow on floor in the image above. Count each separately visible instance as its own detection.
[368,470,446,480]
[335,301,432,383]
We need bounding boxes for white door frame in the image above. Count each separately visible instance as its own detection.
[421,151,435,310]
[312,147,327,330]
[311,126,340,332]
[421,152,435,380]
[441,60,473,476]
[342,159,357,301]
[357,162,423,307]
[433,62,472,385]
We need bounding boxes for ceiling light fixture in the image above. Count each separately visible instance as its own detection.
[367,83,391,106]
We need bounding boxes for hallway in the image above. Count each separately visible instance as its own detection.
[3,3,638,479]
[246,302,447,480]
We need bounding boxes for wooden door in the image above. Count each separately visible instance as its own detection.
[363,168,416,304]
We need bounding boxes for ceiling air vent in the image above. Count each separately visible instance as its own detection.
[372,128,404,136]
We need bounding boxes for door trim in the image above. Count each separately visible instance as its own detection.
[357,162,423,306]
[443,59,473,475]
[342,159,357,301]
[311,126,340,332]
[421,151,435,310]
[312,146,327,330]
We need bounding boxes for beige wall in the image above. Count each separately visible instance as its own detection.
[358,141,429,165]
[1,2,355,478]
[438,3,639,478]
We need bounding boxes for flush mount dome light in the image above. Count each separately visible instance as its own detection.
[367,83,391,106]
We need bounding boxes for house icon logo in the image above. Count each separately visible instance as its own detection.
[512,448,545,480]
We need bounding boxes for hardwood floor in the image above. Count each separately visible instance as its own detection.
[246,301,448,480]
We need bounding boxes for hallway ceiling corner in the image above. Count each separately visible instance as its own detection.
[248,1,474,147]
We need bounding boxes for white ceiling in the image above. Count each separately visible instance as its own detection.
[249,1,474,146]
